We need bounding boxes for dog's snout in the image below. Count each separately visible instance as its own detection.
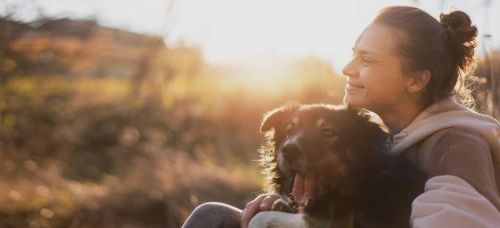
[282,140,303,161]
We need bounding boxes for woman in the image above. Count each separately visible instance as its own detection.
[339,6,500,227]
[183,6,500,228]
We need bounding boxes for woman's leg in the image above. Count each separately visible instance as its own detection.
[182,202,242,228]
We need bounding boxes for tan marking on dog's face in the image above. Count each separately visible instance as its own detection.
[286,123,294,134]
[292,117,300,127]
[316,118,325,129]
[286,117,300,135]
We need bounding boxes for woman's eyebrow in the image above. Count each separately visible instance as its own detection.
[352,47,380,58]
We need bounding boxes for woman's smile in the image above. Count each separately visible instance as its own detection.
[345,82,365,94]
[342,23,416,113]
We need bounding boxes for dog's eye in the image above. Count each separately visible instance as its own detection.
[321,129,336,138]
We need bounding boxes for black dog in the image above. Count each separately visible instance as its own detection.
[256,104,425,228]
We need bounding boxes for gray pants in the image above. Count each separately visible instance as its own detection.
[182,202,242,228]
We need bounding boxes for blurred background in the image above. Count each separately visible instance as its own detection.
[0,0,499,227]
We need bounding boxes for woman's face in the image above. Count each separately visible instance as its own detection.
[342,23,413,114]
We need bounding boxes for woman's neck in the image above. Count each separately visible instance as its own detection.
[377,101,426,135]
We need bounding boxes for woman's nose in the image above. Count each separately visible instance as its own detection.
[342,59,357,78]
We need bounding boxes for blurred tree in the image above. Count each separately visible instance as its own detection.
[292,56,345,104]
[476,49,500,118]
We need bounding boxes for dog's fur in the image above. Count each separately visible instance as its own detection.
[253,104,425,228]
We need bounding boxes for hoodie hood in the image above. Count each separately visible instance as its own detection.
[389,97,500,165]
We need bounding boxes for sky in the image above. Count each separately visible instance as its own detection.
[2,0,499,71]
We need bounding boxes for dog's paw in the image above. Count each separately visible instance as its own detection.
[271,197,299,213]
[248,211,307,228]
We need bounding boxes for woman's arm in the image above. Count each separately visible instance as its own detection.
[411,175,500,227]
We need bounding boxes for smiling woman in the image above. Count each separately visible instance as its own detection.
[342,6,500,228]
[343,23,415,116]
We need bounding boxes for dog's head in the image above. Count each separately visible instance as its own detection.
[259,104,390,213]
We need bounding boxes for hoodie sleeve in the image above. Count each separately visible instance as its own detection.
[417,127,500,210]
[411,175,500,228]
[410,128,500,227]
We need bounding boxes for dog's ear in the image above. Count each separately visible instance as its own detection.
[260,103,300,133]
[346,107,370,121]
[345,107,381,127]
[346,106,390,142]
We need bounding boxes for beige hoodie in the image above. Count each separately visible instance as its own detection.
[388,97,500,227]
[389,97,499,163]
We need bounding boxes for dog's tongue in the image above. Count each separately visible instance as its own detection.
[291,172,316,206]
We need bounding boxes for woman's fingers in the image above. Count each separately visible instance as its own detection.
[241,194,279,228]
[259,195,279,210]
[241,194,267,228]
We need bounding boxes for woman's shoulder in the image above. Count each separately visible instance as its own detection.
[424,126,488,147]
[430,126,486,139]
[402,127,490,169]
[417,126,490,167]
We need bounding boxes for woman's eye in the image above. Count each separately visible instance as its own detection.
[362,57,373,64]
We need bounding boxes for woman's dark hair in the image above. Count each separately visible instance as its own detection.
[374,6,478,108]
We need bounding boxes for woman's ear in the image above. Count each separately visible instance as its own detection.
[406,70,431,93]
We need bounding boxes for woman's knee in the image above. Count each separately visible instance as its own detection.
[191,202,226,216]
[183,202,242,228]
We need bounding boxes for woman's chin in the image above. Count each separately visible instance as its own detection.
[343,95,363,107]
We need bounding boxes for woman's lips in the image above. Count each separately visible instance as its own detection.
[345,83,365,92]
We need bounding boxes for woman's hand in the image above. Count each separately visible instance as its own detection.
[240,193,279,228]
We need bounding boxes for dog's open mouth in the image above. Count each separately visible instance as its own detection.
[290,171,318,207]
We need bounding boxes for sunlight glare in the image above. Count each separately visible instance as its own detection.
[171,0,367,69]
[224,57,295,96]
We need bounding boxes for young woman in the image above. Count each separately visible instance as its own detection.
[340,6,500,227]
[183,6,500,228]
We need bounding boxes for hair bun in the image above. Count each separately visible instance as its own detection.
[440,10,477,43]
[439,10,478,70]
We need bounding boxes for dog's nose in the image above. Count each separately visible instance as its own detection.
[281,141,303,161]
